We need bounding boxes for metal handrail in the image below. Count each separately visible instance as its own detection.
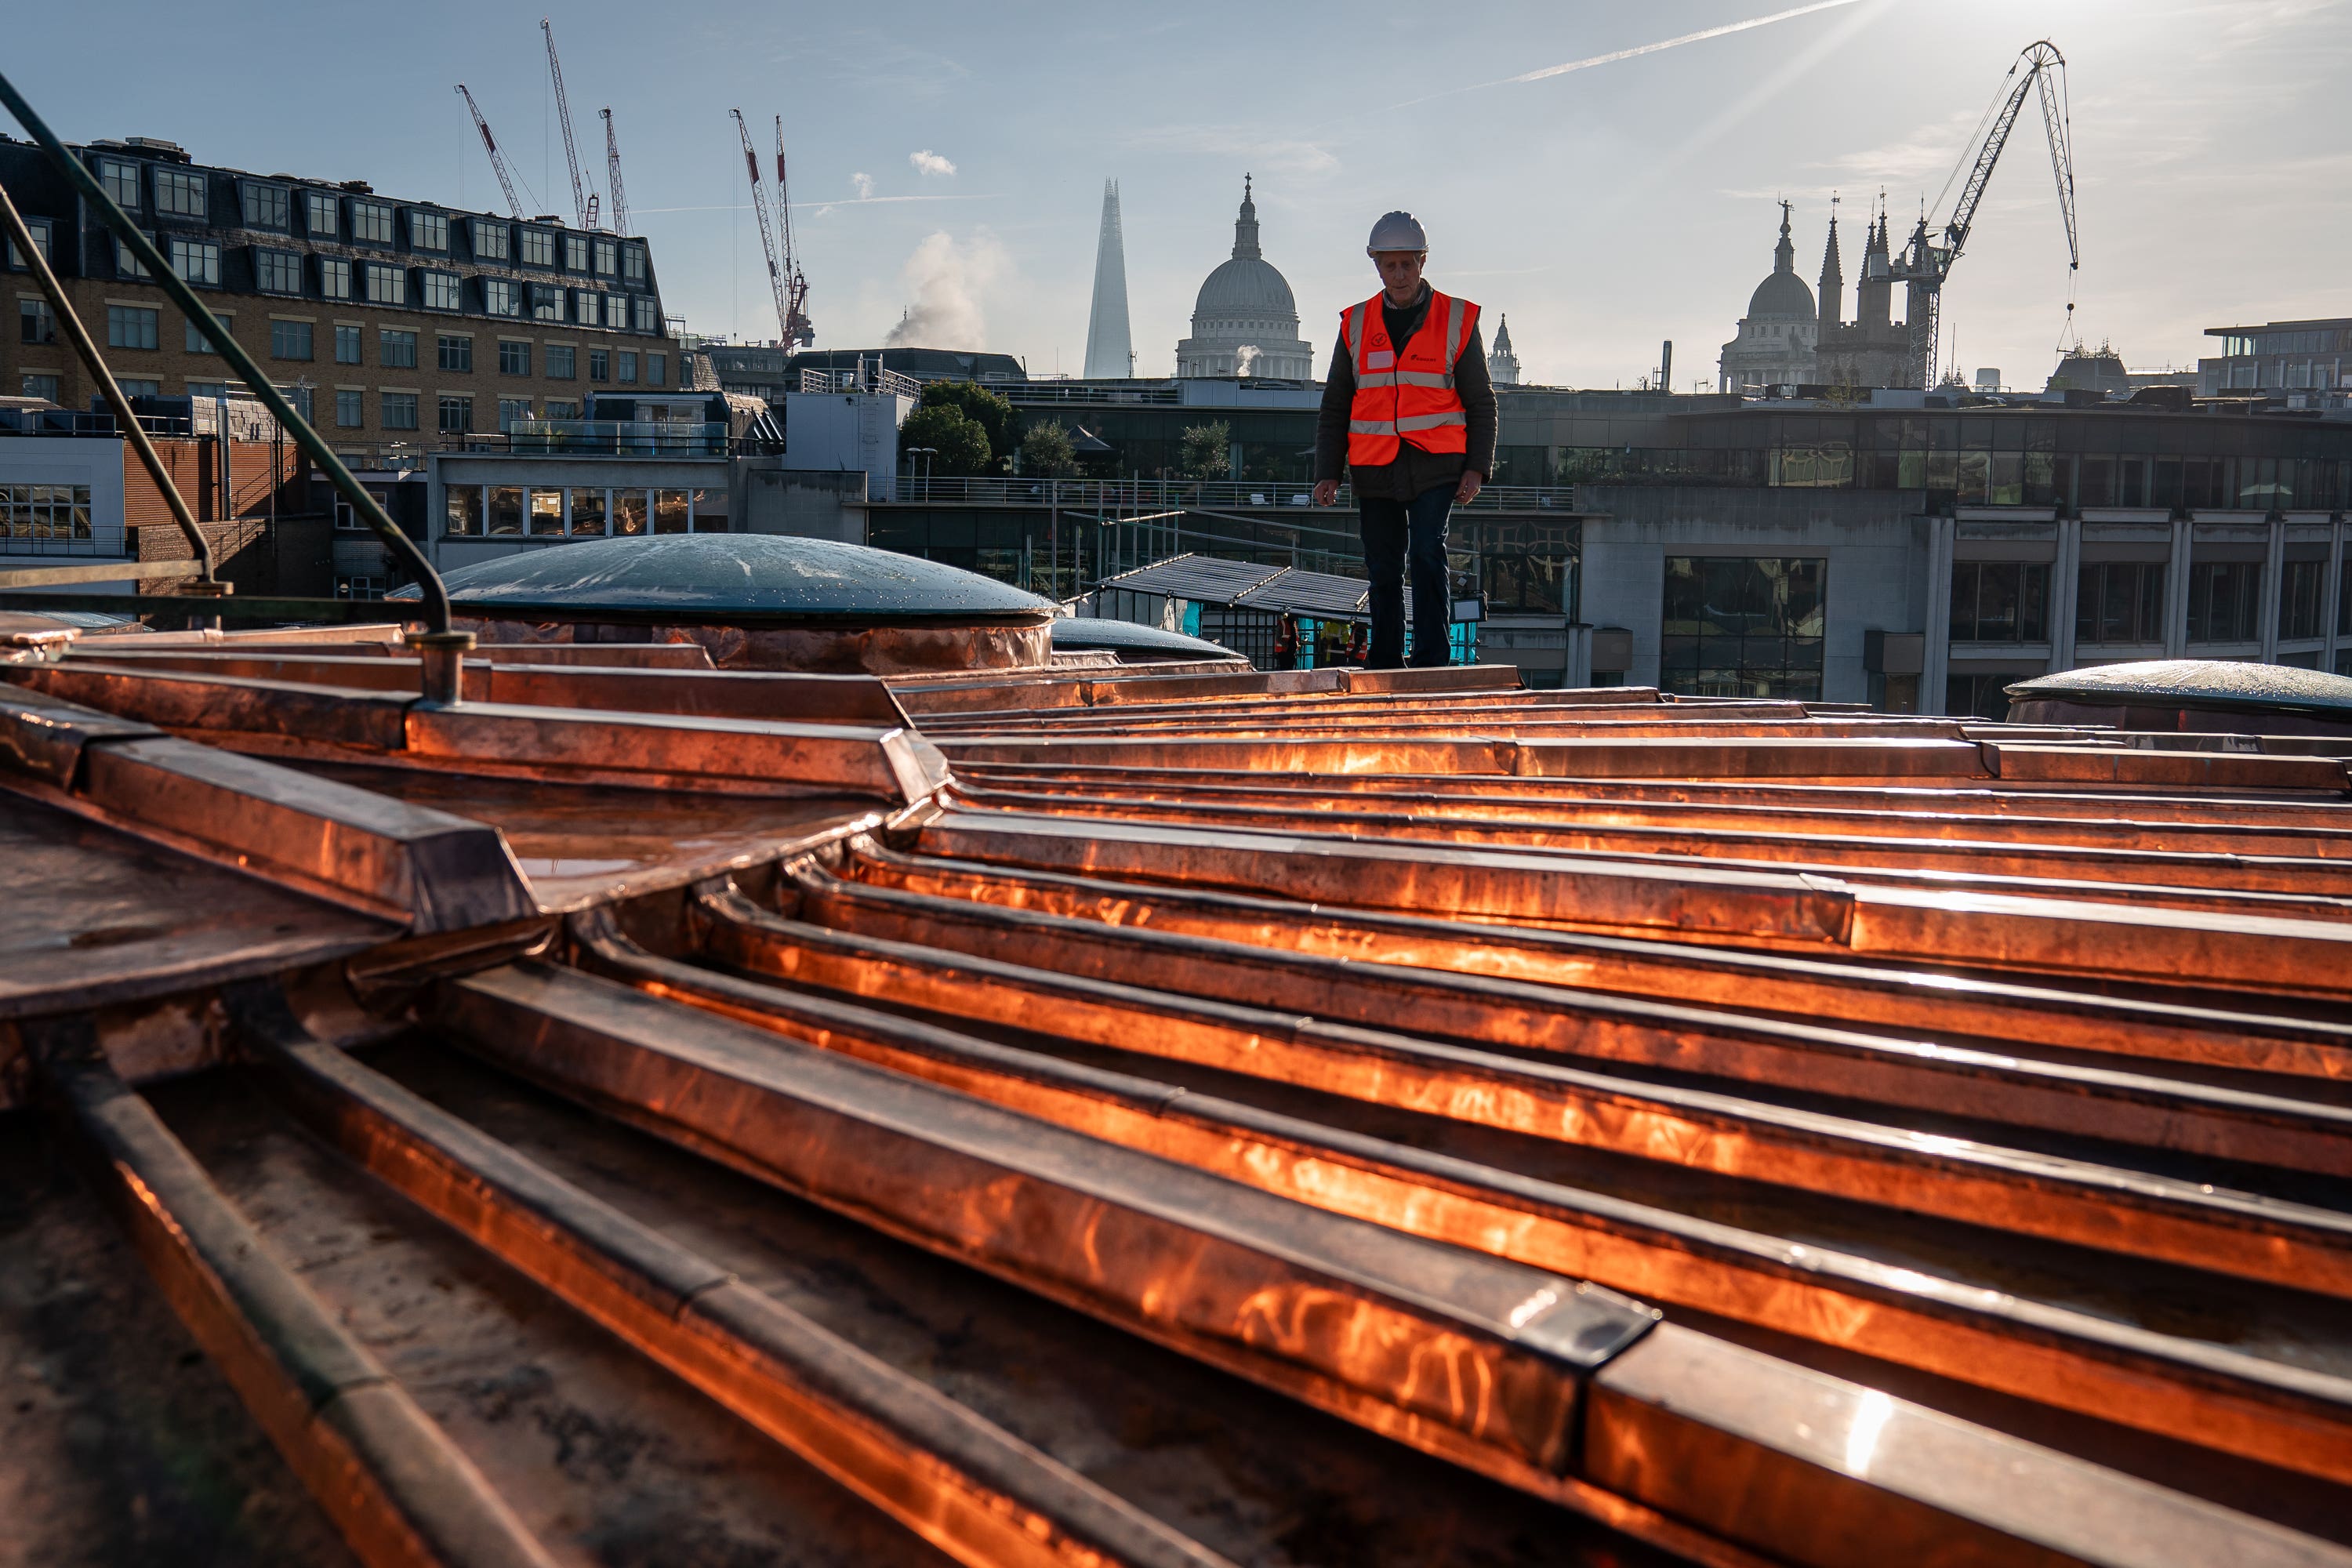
[0,67,471,696]
[890,475,1577,511]
[0,179,214,583]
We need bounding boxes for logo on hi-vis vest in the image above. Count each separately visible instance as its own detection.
[1366,350,1395,370]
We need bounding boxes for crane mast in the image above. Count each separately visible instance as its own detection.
[731,108,793,347]
[773,115,815,348]
[600,107,630,235]
[454,85,522,220]
[540,17,597,230]
[1893,40,2078,389]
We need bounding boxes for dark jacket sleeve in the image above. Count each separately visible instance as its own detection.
[1456,324,1497,479]
[1313,337,1356,484]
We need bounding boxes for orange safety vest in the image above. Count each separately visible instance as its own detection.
[1340,287,1479,467]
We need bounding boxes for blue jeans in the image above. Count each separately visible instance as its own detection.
[1359,484,1454,668]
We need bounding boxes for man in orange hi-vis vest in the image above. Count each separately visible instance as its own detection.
[1314,211,1497,668]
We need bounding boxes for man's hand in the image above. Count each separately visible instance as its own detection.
[1312,479,1340,507]
[1454,469,1484,505]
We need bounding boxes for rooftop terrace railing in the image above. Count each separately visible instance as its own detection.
[887,475,1577,511]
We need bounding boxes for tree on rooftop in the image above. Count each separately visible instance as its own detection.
[1179,419,1231,481]
[1019,419,1079,477]
[899,404,991,477]
[919,380,1017,470]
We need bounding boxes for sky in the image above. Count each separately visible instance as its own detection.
[12,0,2348,389]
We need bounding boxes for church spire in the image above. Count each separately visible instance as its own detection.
[1817,194,1843,331]
[1232,174,1261,260]
[1772,197,1795,274]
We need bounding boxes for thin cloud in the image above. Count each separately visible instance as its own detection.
[851,172,875,199]
[909,149,957,177]
[1121,125,1340,176]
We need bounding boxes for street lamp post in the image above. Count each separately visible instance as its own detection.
[903,445,937,502]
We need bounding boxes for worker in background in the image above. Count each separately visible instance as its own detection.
[1272,613,1301,670]
[1313,212,1497,669]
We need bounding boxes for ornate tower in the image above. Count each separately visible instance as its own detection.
[1487,314,1521,386]
[1817,201,1843,334]
[1083,179,1134,380]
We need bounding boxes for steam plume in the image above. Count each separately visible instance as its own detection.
[883,230,1004,349]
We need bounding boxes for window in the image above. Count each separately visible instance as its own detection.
[564,234,590,272]
[153,168,207,220]
[335,323,362,364]
[521,227,556,267]
[96,157,140,210]
[488,485,523,535]
[438,334,472,372]
[19,299,55,345]
[379,328,418,368]
[618,350,637,384]
[114,238,151,279]
[648,352,666,387]
[241,182,289,230]
[270,320,312,361]
[304,191,339,238]
[351,199,395,245]
[622,244,647,285]
[529,488,565,535]
[334,388,364,427]
[365,263,405,305]
[593,238,617,276]
[2187,560,2263,644]
[421,270,462,312]
[499,397,534,431]
[408,210,448,252]
[118,379,162,398]
[167,236,221,287]
[1946,673,2030,723]
[544,398,578,419]
[690,486,728,533]
[546,343,575,379]
[471,218,510,261]
[1947,561,2049,644]
[186,381,228,401]
[529,284,564,321]
[482,278,521,317]
[6,216,53,269]
[0,483,94,541]
[612,489,648,535]
[437,394,474,434]
[319,256,352,299]
[2074,562,2168,644]
[20,373,60,401]
[107,304,159,350]
[1660,556,1828,700]
[655,489,691,534]
[336,575,382,600]
[254,248,302,294]
[445,485,484,536]
[568,487,604,534]
[589,348,608,382]
[2280,559,2325,641]
[186,312,231,352]
[332,484,390,532]
[575,291,601,328]
[633,296,658,333]
[498,339,530,375]
[381,391,419,430]
[280,383,314,423]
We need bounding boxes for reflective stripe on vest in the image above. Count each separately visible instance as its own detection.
[1340,287,1478,467]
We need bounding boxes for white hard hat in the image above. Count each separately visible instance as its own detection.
[1366,210,1427,256]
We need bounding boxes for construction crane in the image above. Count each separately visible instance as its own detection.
[1891,39,2078,389]
[773,114,814,348]
[454,85,523,220]
[600,107,630,235]
[729,108,813,348]
[540,16,598,230]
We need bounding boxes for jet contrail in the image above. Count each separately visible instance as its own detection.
[1504,0,1869,85]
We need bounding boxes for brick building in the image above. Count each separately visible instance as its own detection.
[1,133,677,446]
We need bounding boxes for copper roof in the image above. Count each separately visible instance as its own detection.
[5,632,2352,1567]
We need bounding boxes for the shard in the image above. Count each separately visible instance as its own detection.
[1083,178,1133,379]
